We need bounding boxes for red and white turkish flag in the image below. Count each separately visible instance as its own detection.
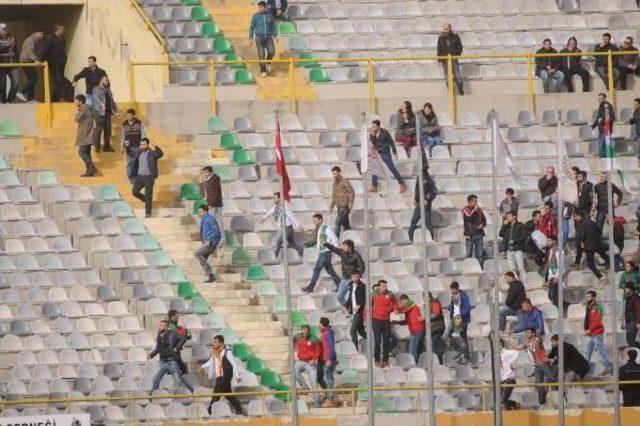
[275,120,291,202]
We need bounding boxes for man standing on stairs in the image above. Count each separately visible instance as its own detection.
[301,213,341,293]
[261,191,304,258]
[201,166,225,245]
[72,56,107,106]
[196,204,221,284]
[92,75,118,153]
[345,272,367,350]
[122,109,146,184]
[74,94,95,177]
[330,166,354,238]
[249,1,278,77]
[202,334,243,415]
[17,28,44,103]
[42,23,67,102]
[324,239,365,305]
[131,138,163,218]
[0,23,20,104]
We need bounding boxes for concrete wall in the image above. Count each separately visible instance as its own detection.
[0,104,37,134]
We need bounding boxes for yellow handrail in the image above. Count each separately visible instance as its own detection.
[127,0,167,53]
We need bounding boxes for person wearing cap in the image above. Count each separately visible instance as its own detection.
[0,23,20,104]
[17,28,44,102]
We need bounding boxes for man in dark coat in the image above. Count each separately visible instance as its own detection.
[575,209,609,283]
[201,165,225,245]
[437,23,464,95]
[131,138,164,217]
[547,334,590,380]
[620,350,640,406]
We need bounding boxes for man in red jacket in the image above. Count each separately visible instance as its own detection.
[540,201,557,238]
[317,317,338,407]
[293,325,321,397]
[395,294,426,363]
[371,280,398,368]
[584,290,612,373]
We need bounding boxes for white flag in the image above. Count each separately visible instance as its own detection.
[492,114,527,187]
[360,123,388,178]
[556,119,578,203]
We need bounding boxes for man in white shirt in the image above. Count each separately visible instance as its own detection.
[499,339,521,410]
[202,335,243,415]
[302,213,341,293]
[261,191,303,258]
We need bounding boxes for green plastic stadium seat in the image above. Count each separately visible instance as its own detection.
[191,7,212,22]
[180,183,201,200]
[124,218,146,234]
[181,0,201,5]
[207,116,228,132]
[213,165,233,182]
[202,22,222,38]
[247,357,267,375]
[309,68,331,83]
[138,234,161,251]
[275,384,290,402]
[245,264,267,281]
[258,281,278,297]
[213,37,233,54]
[232,248,253,266]
[178,282,199,299]
[260,371,281,389]
[112,201,135,218]
[37,171,58,186]
[309,326,321,340]
[220,133,242,150]
[190,297,210,314]
[233,343,253,362]
[232,149,254,165]
[278,21,296,35]
[224,52,246,69]
[0,121,21,136]
[224,231,240,248]
[165,267,188,283]
[152,251,174,267]
[291,311,306,327]
[273,295,286,313]
[221,327,240,344]
[98,184,121,200]
[234,69,255,85]
[297,52,319,68]
[192,198,206,215]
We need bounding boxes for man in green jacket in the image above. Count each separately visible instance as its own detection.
[249,1,278,77]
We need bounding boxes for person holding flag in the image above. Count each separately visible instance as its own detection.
[592,93,616,159]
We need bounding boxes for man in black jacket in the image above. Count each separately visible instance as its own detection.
[0,23,20,104]
[560,36,590,93]
[535,39,564,93]
[344,272,366,349]
[131,138,164,218]
[369,120,407,194]
[267,0,288,20]
[204,334,243,414]
[408,165,436,242]
[594,33,620,88]
[620,350,640,406]
[547,335,590,380]
[72,56,107,105]
[575,209,609,283]
[538,166,558,205]
[42,23,67,102]
[499,271,526,332]
[623,283,640,348]
[148,320,193,394]
[437,23,464,95]
[326,239,365,305]
[576,170,595,214]
[592,93,616,158]
[500,210,528,283]
[593,171,623,232]
[462,194,486,265]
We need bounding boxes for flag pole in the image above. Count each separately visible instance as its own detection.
[361,112,375,426]
[605,108,621,426]
[556,110,565,426]
[275,109,299,425]
[417,124,436,426]
[490,109,503,426]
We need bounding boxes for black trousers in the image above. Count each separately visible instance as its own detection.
[618,66,635,90]
[93,115,112,149]
[372,318,391,363]
[132,175,155,215]
[563,67,590,92]
[501,378,517,409]
[77,145,94,172]
[209,377,242,414]
[49,63,65,102]
[585,246,609,279]
[350,310,366,350]
[623,391,640,407]
[22,67,38,100]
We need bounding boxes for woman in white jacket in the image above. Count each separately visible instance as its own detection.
[202,335,243,415]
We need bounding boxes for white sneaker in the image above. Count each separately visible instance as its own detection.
[261,72,267,77]
[15,93,27,102]
[598,276,609,285]
[266,64,272,73]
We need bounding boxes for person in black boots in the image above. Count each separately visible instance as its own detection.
[74,95,95,177]
[73,56,107,106]
[91,75,118,152]
[408,163,437,242]
[121,109,146,184]
[131,138,163,218]
[623,283,640,348]
[547,334,590,381]
[202,335,243,415]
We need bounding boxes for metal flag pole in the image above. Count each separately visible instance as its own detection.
[275,109,299,426]
[490,110,503,426]
[605,110,621,426]
[361,112,375,426]
[556,110,565,426]
[417,125,436,426]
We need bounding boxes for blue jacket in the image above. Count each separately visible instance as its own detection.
[200,212,221,246]
[249,12,277,38]
[448,290,471,324]
[514,307,545,335]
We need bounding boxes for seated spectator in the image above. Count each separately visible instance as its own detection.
[418,102,442,157]
[620,261,640,291]
[620,350,640,407]
[267,0,288,20]
[541,236,561,308]
[547,335,590,381]
[499,272,526,332]
[394,101,417,157]
[594,33,620,88]
[540,201,557,238]
[525,210,546,265]
[499,188,519,219]
[538,166,558,205]
[559,37,590,93]
[616,36,638,91]
[499,211,527,283]
[535,39,564,93]
[513,299,545,336]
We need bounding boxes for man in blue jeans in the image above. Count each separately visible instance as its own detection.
[368,120,408,194]
[591,92,615,158]
[148,320,194,395]
[301,214,341,293]
[324,239,365,305]
[461,194,486,265]
[437,23,464,95]
[446,282,471,363]
[249,1,278,77]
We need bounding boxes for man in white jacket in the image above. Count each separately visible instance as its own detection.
[202,335,243,415]
[500,338,521,410]
[301,213,341,293]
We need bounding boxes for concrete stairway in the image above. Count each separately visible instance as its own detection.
[203,0,316,101]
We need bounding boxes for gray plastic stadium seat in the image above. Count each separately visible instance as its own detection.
[175,70,198,85]
[43,302,62,319]
[171,6,192,21]
[348,67,367,82]
[163,23,184,38]
[133,283,153,300]
[196,70,210,85]
[73,377,93,395]
[566,109,588,125]
[152,7,173,22]
[175,39,196,53]
[170,298,192,314]
[195,38,214,53]
[53,317,74,334]
[234,117,255,133]
[104,362,124,380]
[508,127,528,142]
[542,110,559,126]
[579,125,597,141]
[216,69,236,85]
[11,319,32,336]
[319,130,340,147]
[518,111,538,126]
[89,202,110,218]
[231,216,253,232]
[620,107,634,123]
[287,4,307,19]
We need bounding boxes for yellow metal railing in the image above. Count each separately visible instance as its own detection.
[128,0,167,53]
[0,62,51,128]
[130,50,631,122]
[2,379,640,422]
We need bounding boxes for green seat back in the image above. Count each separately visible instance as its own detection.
[247,357,267,375]
[224,231,240,248]
[213,165,233,182]
[124,218,146,235]
[297,52,319,68]
[152,251,174,267]
[260,371,281,389]
[273,295,286,313]
[258,281,277,297]
[213,37,233,54]
[98,184,121,200]
[192,198,206,215]
[278,21,296,35]
[232,343,253,361]
[181,0,201,5]
[37,171,58,186]
[234,69,256,85]
[180,183,201,200]
[220,132,242,150]
[207,116,228,132]
[232,149,254,165]
[0,121,21,136]
[191,6,212,22]
[165,267,188,283]
[224,52,246,69]
[178,282,199,299]
[309,67,331,83]
[291,311,306,327]
[112,201,135,218]
[202,22,222,37]
[245,264,267,281]
[275,384,290,402]
[138,234,161,251]
[231,248,253,266]
[190,297,210,314]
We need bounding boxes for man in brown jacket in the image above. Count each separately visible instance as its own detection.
[17,28,44,102]
[201,166,225,245]
[74,94,95,177]
[330,166,354,238]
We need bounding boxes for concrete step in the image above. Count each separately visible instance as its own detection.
[224,312,271,322]
[241,328,284,338]
[208,297,258,307]
[158,241,203,251]
[243,336,290,349]
[212,305,266,315]
[230,320,282,331]
[198,282,250,293]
